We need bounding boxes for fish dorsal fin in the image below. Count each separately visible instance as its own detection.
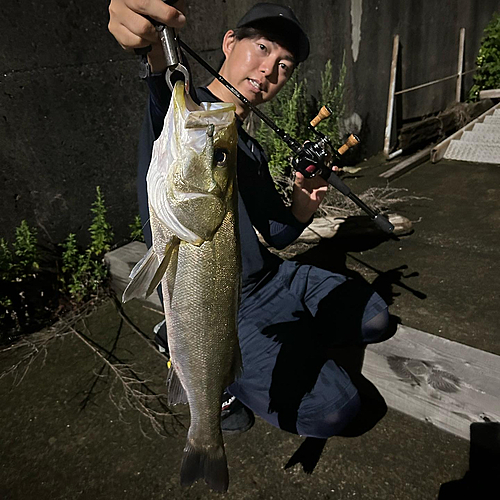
[167,364,188,405]
[146,237,179,297]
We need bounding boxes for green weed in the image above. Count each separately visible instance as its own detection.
[0,221,40,334]
[61,186,113,304]
[129,215,145,243]
[317,55,347,147]
[468,13,500,101]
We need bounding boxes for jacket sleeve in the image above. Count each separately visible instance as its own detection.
[257,168,312,250]
[145,72,172,140]
[238,145,311,249]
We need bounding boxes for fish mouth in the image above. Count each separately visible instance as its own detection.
[176,190,222,201]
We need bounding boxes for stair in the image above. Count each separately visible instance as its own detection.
[444,107,500,163]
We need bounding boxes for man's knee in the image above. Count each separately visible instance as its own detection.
[361,308,392,344]
[296,392,361,439]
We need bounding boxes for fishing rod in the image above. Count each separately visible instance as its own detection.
[178,39,394,234]
[143,1,394,234]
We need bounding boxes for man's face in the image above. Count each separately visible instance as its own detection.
[221,33,296,106]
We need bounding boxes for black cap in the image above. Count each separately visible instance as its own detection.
[236,2,310,63]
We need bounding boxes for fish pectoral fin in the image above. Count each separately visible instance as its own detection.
[122,246,158,303]
[146,237,179,297]
[122,238,178,303]
[166,365,188,405]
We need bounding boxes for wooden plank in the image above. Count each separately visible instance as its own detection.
[104,241,162,310]
[297,213,412,243]
[363,325,500,440]
[384,34,399,158]
[379,146,431,180]
[431,102,500,162]
[456,28,465,102]
[480,89,500,99]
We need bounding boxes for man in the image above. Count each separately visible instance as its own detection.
[109,1,391,438]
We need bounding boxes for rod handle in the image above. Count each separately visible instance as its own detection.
[310,106,332,127]
[338,134,360,155]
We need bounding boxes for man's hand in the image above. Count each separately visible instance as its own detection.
[290,171,329,223]
[108,0,186,72]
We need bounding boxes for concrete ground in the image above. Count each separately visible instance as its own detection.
[1,157,498,499]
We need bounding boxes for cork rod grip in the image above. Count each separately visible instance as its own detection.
[310,105,332,127]
[337,134,360,155]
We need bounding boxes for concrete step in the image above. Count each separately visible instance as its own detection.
[461,131,500,144]
[472,123,500,135]
[483,115,500,125]
[444,140,500,163]
[493,108,500,117]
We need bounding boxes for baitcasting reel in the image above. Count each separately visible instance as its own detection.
[292,105,360,179]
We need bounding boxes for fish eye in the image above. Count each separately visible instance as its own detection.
[214,148,228,167]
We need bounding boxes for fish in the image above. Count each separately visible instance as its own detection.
[123,80,241,492]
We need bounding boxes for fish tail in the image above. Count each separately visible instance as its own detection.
[180,441,229,492]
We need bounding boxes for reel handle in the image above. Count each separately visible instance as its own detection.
[338,134,360,155]
[310,105,332,127]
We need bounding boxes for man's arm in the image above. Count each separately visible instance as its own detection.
[243,161,311,250]
[290,172,329,223]
[108,0,186,73]
[108,0,188,136]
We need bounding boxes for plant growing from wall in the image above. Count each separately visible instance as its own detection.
[61,186,114,304]
[0,221,41,339]
[317,56,355,214]
[0,239,14,315]
[317,55,347,147]
[129,215,145,242]
[256,69,310,182]
[1,187,115,343]
[468,12,500,101]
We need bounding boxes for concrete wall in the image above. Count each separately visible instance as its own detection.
[1,0,498,246]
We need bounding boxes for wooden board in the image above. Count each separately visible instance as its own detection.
[379,147,432,180]
[480,89,500,99]
[364,325,500,440]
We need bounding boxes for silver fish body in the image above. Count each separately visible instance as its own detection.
[123,81,240,492]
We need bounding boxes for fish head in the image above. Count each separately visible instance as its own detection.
[167,84,238,244]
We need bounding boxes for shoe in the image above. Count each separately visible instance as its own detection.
[221,391,255,434]
[153,319,168,354]
[153,319,172,369]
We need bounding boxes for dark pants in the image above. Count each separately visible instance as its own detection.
[228,260,389,439]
